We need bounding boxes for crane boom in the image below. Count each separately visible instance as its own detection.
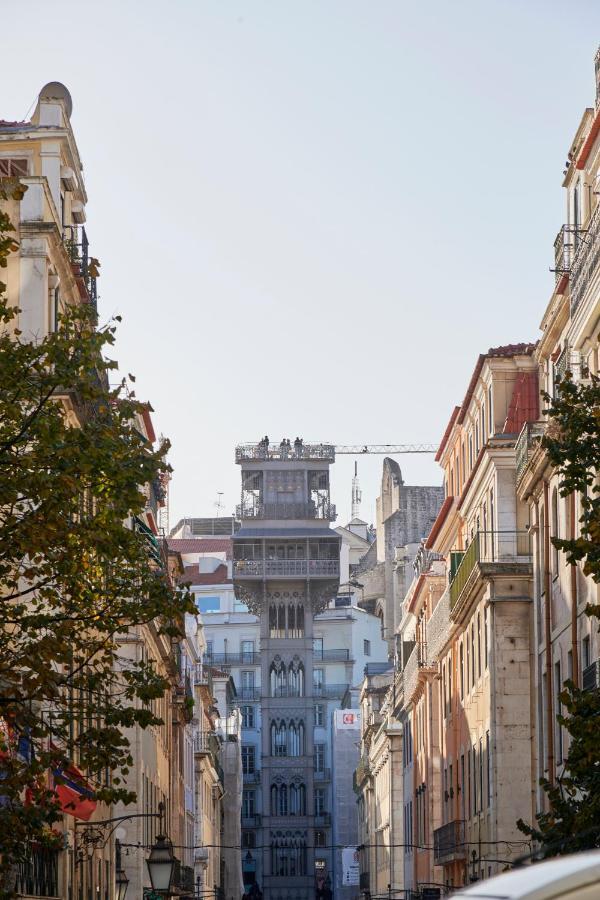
[335,444,438,455]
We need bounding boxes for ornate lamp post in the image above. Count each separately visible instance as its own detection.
[146,803,175,897]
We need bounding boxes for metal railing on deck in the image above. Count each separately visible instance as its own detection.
[235,443,335,462]
[553,224,584,282]
[313,648,350,662]
[571,201,600,313]
[433,819,466,862]
[449,531,531,610]
[206,651,260,667]
[233,559,339,578]
[63,224,97,312]
[515,422,546,484]
[236,501,337,521]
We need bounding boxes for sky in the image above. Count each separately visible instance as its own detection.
[3,1,599,529]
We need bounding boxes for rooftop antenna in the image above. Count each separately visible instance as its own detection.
[214,492,225,518]
[351,461,362,520]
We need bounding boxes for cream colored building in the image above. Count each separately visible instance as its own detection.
[516,46,600,807]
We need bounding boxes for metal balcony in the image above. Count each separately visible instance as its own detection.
[206,651,260,667]
[313,768,331,781]
[449,531,531,612]
[243,770,261,784]
[235,443,335,462]
[193,729,221,759]
[241,813,262,827]
[553,224,584,283]
[236,501,337,521]
[233,558,339,578]
[515,421,546,484]
[313,648,350,662]
[63,224,98,313]
[433,819,466,863]
[571,202,600,313]
[238,687,261,701]
[314,812,331,826]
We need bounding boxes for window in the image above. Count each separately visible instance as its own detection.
[197,595,221,613]
[484,606,489,670]
[486,731,491,806]
[241,640,255,662]
[313,668,324,694]
[242,831,256,849]
[477,613,482,679]
[479,738,483,811]
[555,660,563,764]
[460,754,465,821]
[315,830,326,848]
[314,744,326,773]
[472,746,477,815]
[314,704,324,727]
[466,635,470,694]
[583,635,591,670]
[459,642,464,699]
[313,638,323,659]
[242,745,256,774]
[552,489,560,574]
[470,624,475,688]
[241,671,255,699]
[271,721,287,757]
[487,386,493,435]
[241,706,255,729]
[242,790,255,818]
[314,788,325,816]
[364,639,371,656]
[206,640,213,659]
[0,158,28,176]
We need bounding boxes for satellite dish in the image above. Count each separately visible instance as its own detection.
[39,82,73,118]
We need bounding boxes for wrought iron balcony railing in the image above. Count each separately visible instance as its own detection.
[583,660,600,691]
[571,201,600,313]
[553,223,584,283]
[313,648,350,662]
[193,729,221,760]
[233,558,339,578]
[236,501,337,521]
[206,651,260,667]
[449,531,531,611]
[13,846,60,898]
[433,819,466,863]
[313,683,349,698]
[314,812,331,826]
[63,224,98,313]
[515,421,546,484]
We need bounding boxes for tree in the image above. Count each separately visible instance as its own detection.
[517,364,600,855]
[0,179,194,893]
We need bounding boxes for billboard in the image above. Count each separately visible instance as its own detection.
[341,847,360,885]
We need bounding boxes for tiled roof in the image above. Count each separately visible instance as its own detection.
[167,538,232,559]
[180,563,231,586]
[456,343,537,426]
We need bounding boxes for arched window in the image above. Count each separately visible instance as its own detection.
[269,604,278,638]
[288,604,296,637]
[277,603,286,638]
[271,720,287,756]
[289,783,306,816]
[288,661,304,697]
[296,604,304,636]
[288,720,304,756]
[270,660,286,697]
[271,783,288,816]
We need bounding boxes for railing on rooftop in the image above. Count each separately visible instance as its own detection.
[515,421,546,484]
[433,819,466,863]
[571,201,600,313]
[235,443,336,463]
[449,531,532,611]
[63,224,97,313]
[13,846,60,898]
[233,559,339,578]
[235,501,337,521]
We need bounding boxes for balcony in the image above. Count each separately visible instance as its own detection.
[571,201,600,313]
[313,683,349,698]
[233,559,339,578]
[433,819,466,863]
[313,768,331,781]
[314,812,331,826]
[241,813,262,828]
[13,846,60,898]
[243,770,261,784]
[193,729,221,760]
[313,648,350,662]
[206,651,260,667]
[238,687,261,701]
[449,531,531,613]
[172,859,195,894]
[236,501,337,521]
[553,224,584,284]
[515,422,546,485]
[235,443,335,462]
[63,224,98,313]
[583,660,600,691]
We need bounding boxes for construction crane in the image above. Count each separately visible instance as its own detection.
[335,443,438,455]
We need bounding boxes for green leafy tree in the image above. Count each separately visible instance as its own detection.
[517,364,600,855]
[0,179,193,894]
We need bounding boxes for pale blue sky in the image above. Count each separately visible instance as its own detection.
[4,1,599,527]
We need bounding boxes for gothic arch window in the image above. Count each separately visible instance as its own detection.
[288,603,296,637]
[270,831,307,878]
[270,658,287,697]
[269,604,277,638]
[271,783,288,816]
[288,719,305,757]
[287,603,304,638]
[288,659,304,697]
[289,782,306,816]
[271,720,287,757]
[277,603,286,638]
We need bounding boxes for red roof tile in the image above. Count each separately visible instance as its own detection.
[503,371,539,434]
[167,538,232,559]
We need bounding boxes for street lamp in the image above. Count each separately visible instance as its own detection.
[146,833,175,896]
[115,865,129,900]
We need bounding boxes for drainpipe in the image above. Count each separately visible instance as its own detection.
[570,492,579,688]
[543,481,555,785]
